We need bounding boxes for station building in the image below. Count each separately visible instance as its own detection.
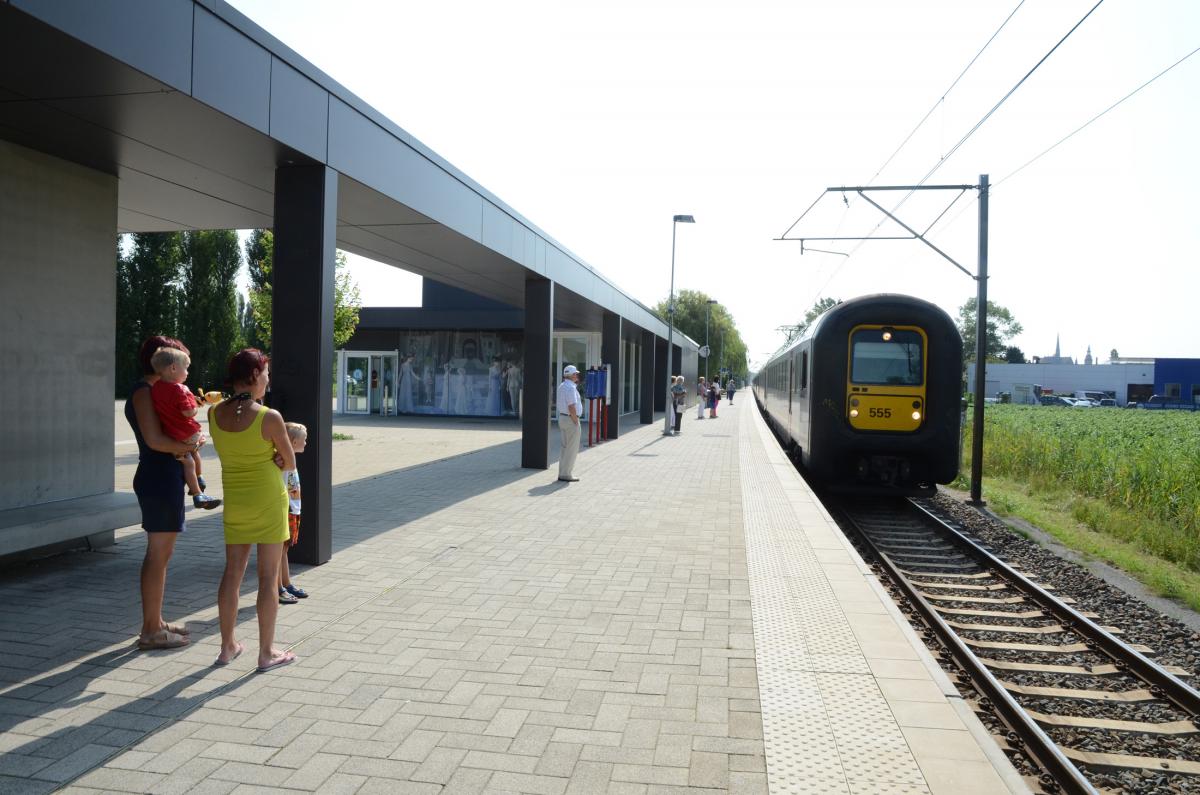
[0,0,700,565]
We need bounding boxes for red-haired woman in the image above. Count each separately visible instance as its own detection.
[125,335,199,650]
[208,348,298,672]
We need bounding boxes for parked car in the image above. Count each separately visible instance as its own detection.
[1039,395,1077,407]
[1098,398,1117,407]
[1137,395,1197,410]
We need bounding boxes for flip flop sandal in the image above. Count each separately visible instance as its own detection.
[278,590,298,605]
[137,629,188,650]
[256,651,297,673]
[214,643,244,667]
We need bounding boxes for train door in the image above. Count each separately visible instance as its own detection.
[788,359,794,414]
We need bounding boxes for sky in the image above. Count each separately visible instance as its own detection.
[227,0,1199,368]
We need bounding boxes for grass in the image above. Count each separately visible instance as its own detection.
[956,405,1200,612]
[331,432,354,441]
[952,472,1200,613]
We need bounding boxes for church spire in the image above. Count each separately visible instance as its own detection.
[1054,334,1061,358]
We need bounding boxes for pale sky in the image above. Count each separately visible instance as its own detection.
[228,0,1199,367]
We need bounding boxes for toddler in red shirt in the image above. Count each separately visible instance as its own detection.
[150,347,221,510]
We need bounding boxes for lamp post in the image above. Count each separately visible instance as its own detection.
[663,214,695,437]
[704,299,717,382]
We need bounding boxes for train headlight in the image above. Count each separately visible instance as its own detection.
[912,410,921,421]
[850,409,859,418]
[882,326,894,341]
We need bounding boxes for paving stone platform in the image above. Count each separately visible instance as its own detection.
[1,401,1027,794]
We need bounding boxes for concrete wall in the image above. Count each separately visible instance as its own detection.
[0,140,117,511]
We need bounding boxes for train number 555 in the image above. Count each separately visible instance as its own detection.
[868,407,892,418]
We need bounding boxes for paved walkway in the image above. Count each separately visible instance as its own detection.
[1,401,1024,794]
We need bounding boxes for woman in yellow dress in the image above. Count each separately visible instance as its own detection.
[208,349,298,672]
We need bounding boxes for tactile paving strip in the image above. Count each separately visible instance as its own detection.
[739,405,930,795]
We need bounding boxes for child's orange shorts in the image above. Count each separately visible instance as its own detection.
[287,513,300,546]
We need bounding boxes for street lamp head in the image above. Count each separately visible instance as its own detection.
[706,299,718,305]
[673,215,695,224]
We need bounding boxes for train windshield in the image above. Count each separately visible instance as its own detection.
[850,328,923,385]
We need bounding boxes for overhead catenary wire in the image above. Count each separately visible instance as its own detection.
[913,40,1200,247]
[780,0,1028,240]
[861,0,1027,188]
[791,0,1109,314]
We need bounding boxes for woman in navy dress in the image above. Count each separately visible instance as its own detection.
[126,335,203,650]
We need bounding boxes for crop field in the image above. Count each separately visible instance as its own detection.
[966,405,1200,573]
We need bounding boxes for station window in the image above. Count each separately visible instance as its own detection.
[1166,383,1181,399]
[850,328,923,386]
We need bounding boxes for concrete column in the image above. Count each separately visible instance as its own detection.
[601,312,621,439]
[521,277,553,468]
[272,165,336,566]
[653,337,668,413]
[640,329,654,423]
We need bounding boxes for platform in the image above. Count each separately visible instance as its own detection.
[0,401,1027,794]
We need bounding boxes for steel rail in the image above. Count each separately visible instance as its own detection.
[908,499,1200,719]
[834,502,1098,795]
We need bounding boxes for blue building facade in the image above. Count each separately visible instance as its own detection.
[1153,358,1200,405]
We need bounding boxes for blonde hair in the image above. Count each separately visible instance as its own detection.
[150,346,189,373]
[285,422,308,443]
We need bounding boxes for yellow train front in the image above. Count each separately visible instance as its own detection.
[754,294,962,495]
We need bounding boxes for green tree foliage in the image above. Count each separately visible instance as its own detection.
[115,232,184,392]
[243,228,273,349]
[957,298,1023,362]
[1004,345,1026,364]
[244,229,362,350]
[653,289,749,379]
[781,297,839,346]
[177,230,244,392]
[1110,348,1119,362]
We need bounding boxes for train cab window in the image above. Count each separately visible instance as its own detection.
[850,328,923,385]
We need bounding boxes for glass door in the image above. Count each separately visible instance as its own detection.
[552,335,592,420]
[377,354,396,416]
[345,355,369,414]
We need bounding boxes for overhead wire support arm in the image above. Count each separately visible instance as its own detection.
[849,188,976,280]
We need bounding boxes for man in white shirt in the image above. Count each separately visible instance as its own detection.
[557,365,583,482]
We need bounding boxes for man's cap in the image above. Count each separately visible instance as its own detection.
[563,365,579,376]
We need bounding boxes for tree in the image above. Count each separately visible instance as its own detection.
[115,232,184,393]
[243,229,273,349]
[653,289,749,379]
[1110,348,1119,363]
[1003,346,1026,364]
[957,298,1023,362]
[244,230,361,351]
[781,297,839,345]
[177,230,244,392]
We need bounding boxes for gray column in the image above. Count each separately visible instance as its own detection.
[640,329,654,423]
[601,312,621,439]
[653,336,668,413]
[272,165,336,566]
[522,278,553,468]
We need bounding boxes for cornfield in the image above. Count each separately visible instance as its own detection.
[965,405,1200,572]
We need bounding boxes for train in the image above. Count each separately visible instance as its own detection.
[753,294,962,495]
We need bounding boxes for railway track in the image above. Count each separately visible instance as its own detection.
[830,497,1200,795]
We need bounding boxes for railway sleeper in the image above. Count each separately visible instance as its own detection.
[1001,681,1156,702]
[1060,746,1200,776]
[980,658,1192,678]
[1027,709,1199,734]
